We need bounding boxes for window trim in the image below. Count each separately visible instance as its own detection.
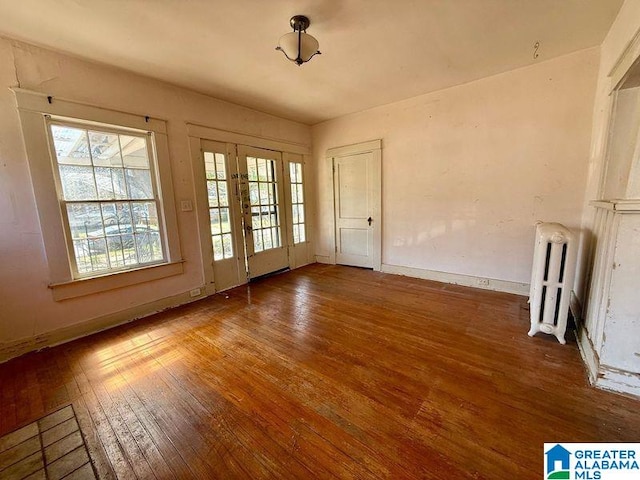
[14,88,183,300]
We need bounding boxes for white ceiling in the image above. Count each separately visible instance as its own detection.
[0,0,623,125]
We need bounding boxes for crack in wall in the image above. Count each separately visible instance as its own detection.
[10,42,22,88]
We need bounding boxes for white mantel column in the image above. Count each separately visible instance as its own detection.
[579,200,640,397]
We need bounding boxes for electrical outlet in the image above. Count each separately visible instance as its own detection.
[189,288,201,297]
[477,278,490,287]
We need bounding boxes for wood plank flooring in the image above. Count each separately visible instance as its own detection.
[0,263,638,479]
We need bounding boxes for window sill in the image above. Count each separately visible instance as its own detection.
[49,260,184,301]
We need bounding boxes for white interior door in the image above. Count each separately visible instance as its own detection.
[333,148,381,269]
[237,145,289,279]
[201,140,245,291]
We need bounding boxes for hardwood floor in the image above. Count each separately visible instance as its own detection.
[0,263,638,479]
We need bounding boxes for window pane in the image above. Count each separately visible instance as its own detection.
[59,165,97,200]
[254,229,263,252]
[251,207,261,231]
[95,167,116,200]
[120,135,149,169]
[215,153,226,180]
[218,181,229,207]
[291,184,297,204]
[112,168,128,199]
[257,159,268,181]
[125,169,153,199]
[207,181,219,207]
[247,158,258,181]
[261,213,271,228]
[219,208,231,234]
[299,224,306,243]
[120,234,137,265]
[102,203,133,234]
[204,152,216,180]
[271,227,280,248]
[50,126,91,165]
[210,209,221,235]
[268,184,276,205]
[292,204,299,224]
[262,229,273,250]
[297,205,305,224]
[107,236,126,268]
[212,235,224,261]
[222,233,233,259]
[149,233,163,261]
[132,202,159,232]
[249,183,259,205]
[89,131,122,167]
[87,238,108,271]
[289,163,296,183]
[293,225,300,243]
[296,184,304,204]
[266,161,274,182]
[259,183,269,205]
[101,203,117,230]
[135,232,152,263]
[67,203,103,239]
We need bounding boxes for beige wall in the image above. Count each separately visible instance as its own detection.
[0,38,310,355]
[312,48,599,291]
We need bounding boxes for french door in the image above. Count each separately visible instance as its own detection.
[237,145,289,278]
[201,140,245,291]
[200,142,291,291]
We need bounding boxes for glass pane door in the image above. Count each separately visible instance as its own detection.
[247,156,282,253]
[238,145,289,278]
[201,141,244,292]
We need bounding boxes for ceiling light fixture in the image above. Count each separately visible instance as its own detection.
[276,15,321,66]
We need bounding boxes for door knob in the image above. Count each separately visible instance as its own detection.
[367,217,372,226]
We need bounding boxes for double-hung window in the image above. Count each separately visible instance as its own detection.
[14,89,182,300]
[48,120,165,277]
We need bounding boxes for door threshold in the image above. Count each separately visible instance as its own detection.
[249,267,290,283]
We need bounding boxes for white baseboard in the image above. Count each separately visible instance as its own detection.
[381,263,529,296]
[0,287,207,364]
[574,318,640,398]
[575,324,599,385]
[315,255,332,264]
[597,366,640,399]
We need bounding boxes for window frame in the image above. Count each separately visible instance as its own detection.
[14,88,183,300]
[47,117,168,278]
[288,160,306,245]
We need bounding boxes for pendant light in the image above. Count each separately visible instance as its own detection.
[276,15,321,66]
